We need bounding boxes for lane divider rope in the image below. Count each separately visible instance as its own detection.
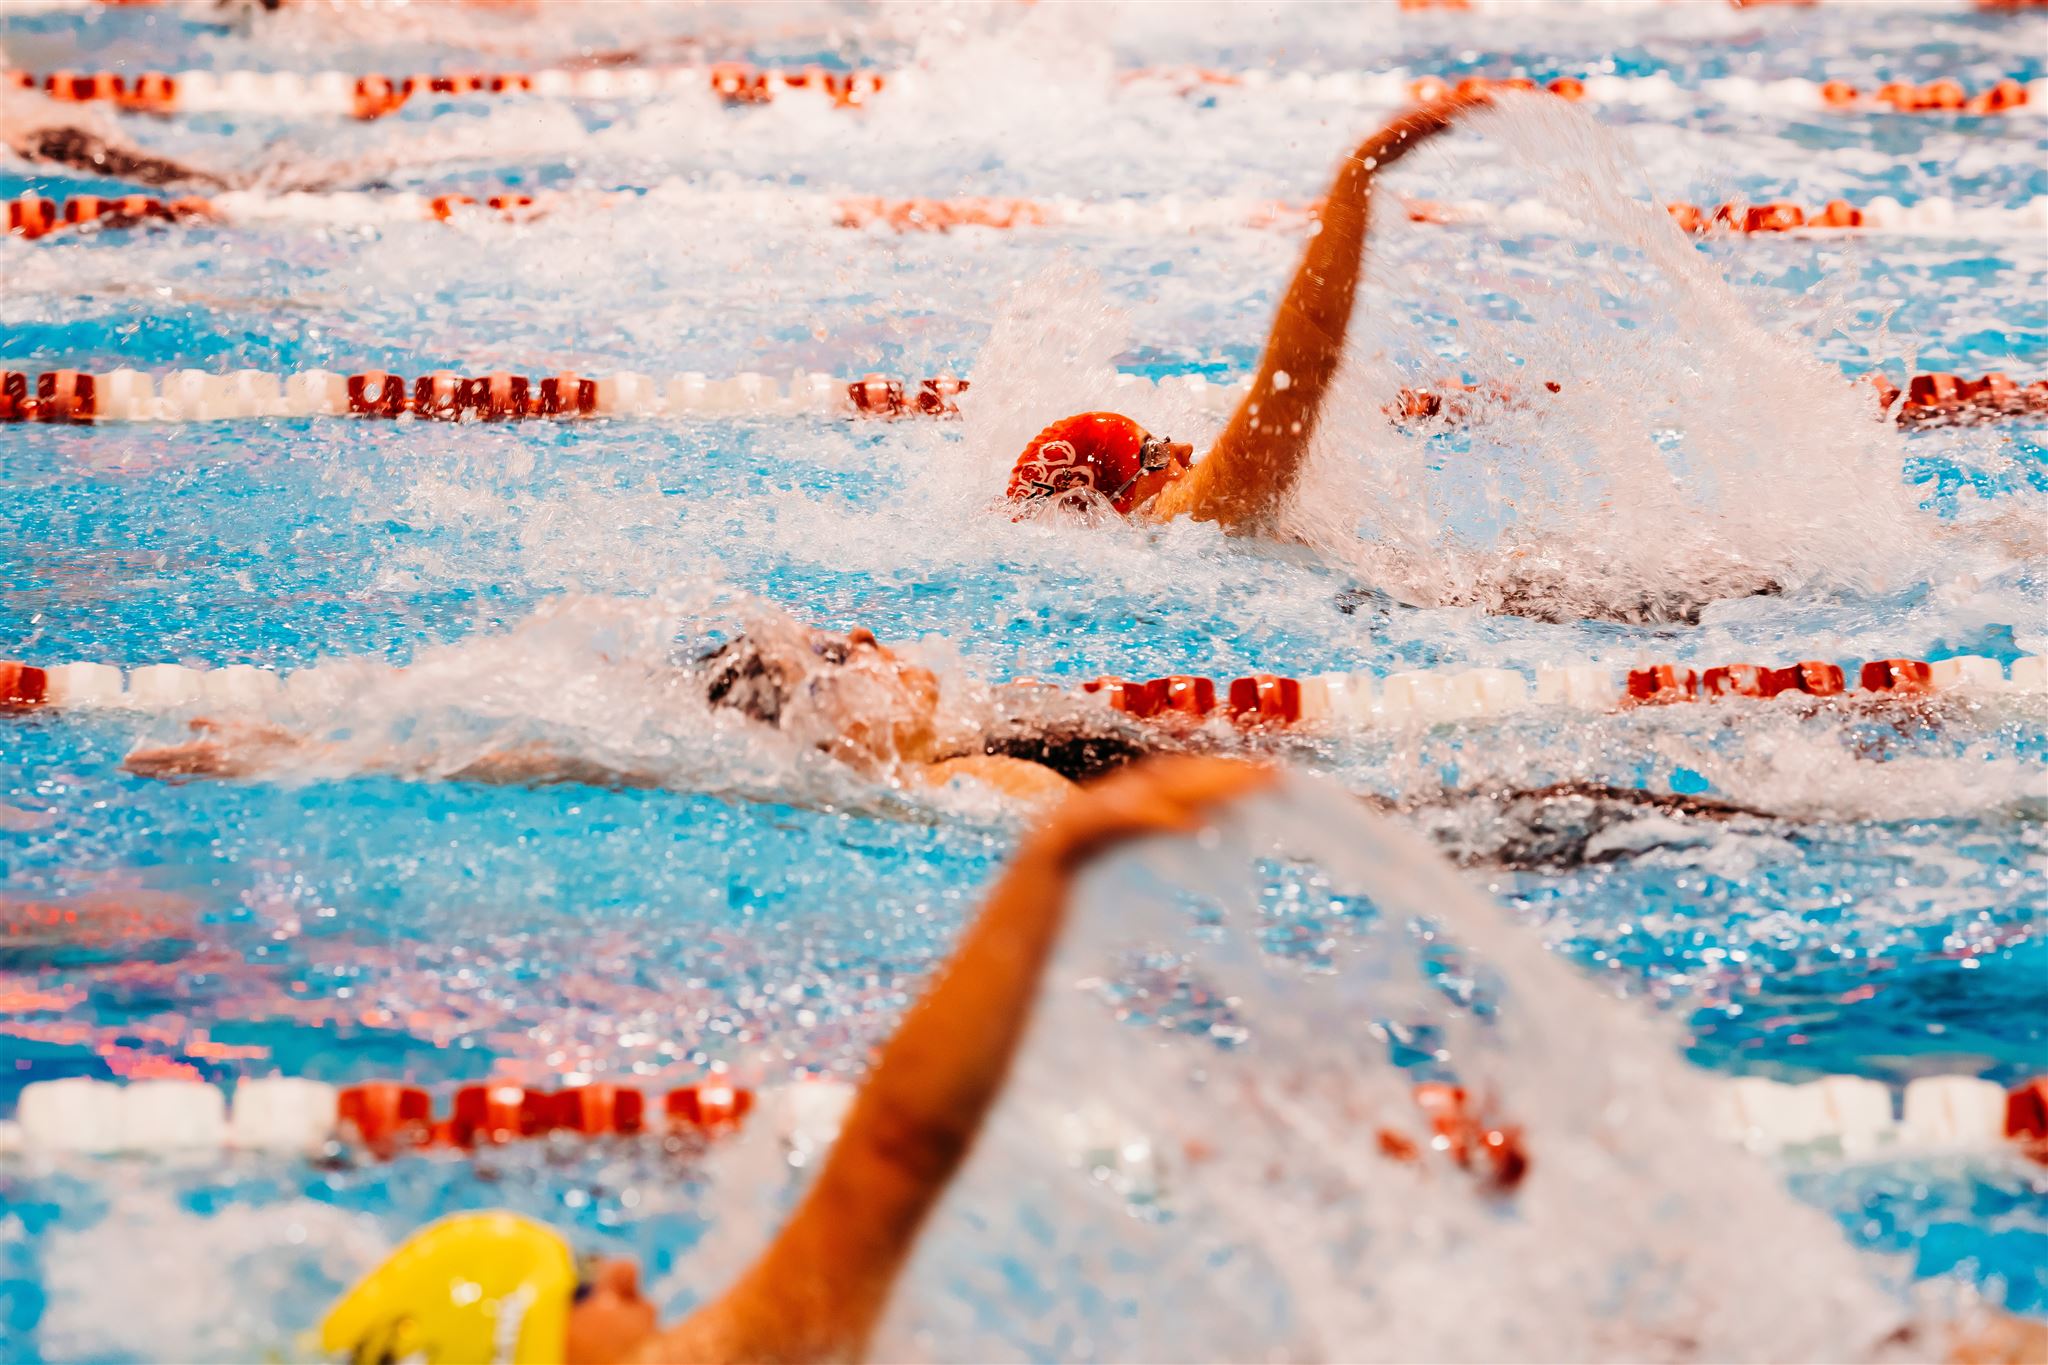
[1066,651,2044,730]
[0,366,2039,430]
[10,186,2045,243]
[4,63,885,119]
[1133,70,2043,116]
[0,366,975,423]
[2,651,2041,729]
[0,1071,2039,1171]
[5,65,2041,119]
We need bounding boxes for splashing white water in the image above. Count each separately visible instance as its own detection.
[1271,94,1944,625]
[875,772,1917,1361]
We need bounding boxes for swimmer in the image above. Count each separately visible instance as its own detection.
[1004,98,1482,532]
[122,624,1177,806]
[121,619,1840,863]
[316,757,2047,1365]
[1,90,232,192]
[320,757,1274,1365]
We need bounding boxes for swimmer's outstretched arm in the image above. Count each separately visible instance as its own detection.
[7,125,232,192]
[635,757,1274,1365]
[123,721,657,789]
[1148,98,1483,530]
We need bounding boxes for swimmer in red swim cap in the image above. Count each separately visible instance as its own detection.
[1007,97,1485,531]
[1007,412,1197,515]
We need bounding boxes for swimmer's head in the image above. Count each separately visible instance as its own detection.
[1006,412,1194,517]
[318,1212,656,1364]
[698,625,942,768]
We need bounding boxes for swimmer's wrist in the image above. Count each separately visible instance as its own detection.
[1017,810,1124,875]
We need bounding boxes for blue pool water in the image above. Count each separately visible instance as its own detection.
[2,1,2046,1360]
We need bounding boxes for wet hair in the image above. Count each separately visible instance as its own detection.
[697,635,799,726]
[976,721,1156,783]
[700,632,1158,781]
[695,629,872,728]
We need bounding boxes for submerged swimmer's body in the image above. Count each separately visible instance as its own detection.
[1,92,231,191]
[316,759,2045,1365]
[122,618,1888,874]
[122,623,1168,806]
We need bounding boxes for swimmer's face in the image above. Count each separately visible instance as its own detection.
[564,1258,657,1365]
[799,627,943,766]
[1127,436,1196,510]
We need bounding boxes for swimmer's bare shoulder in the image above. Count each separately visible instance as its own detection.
[918,754,1078,804]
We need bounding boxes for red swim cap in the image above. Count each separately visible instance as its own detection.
[1006,412,1152,515]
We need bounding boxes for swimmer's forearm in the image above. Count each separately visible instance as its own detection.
[1164,100,1475,528]
[20,128,230,191]
[646,837,1081,1364]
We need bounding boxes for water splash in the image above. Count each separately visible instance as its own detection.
[879,771,1918,1361]
[1277,94,1947,626]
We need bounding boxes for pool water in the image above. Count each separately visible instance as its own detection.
[1,1,2045,1360]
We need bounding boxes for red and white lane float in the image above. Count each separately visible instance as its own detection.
[1,1071,2041,1174]
[1071,651,2044,731]
[0,364,2041,429]
[1,63,885,119]
[3,648,2042,731]
[1124,69,2045,116]
[14,184,2044,244]
[0,366,971,422]
[6,1074,770,1156]
[4,62,2040,119]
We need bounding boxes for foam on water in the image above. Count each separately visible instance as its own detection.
[1250,96,1956,624]
[4,5,2045,1355]
[847,773,1919,1361]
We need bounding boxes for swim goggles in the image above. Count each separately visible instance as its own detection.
[1102,432,1186,507]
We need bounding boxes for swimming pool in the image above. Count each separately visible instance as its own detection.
[1,0,2045,1359]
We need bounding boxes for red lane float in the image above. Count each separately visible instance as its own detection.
[0,663,49,710]
[848,374,971,418]
[1665,198,1878,233]
[336,1079,755,1155]
[12,185,2041,244]
[1408,1082,1528,1190]
[1063,648,2034,736]
[1869,370,2048,427]
[1,364,2041,430]
[1,370,101,423]
[13,1071,2040,1167]
[2009,1079,2048,1159]
[6,62,2036,120]
[333,370,613,421]
[1624,660,1847,705]
[1402,74,1587,103]
[428,193,539,223]
[7,193,211,240]
[12,649,2038,735]
[1,63,888,120]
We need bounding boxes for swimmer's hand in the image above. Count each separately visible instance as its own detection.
[123,718,308,781]
[1352,93,1488,173]
[1020,755,1277,869]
